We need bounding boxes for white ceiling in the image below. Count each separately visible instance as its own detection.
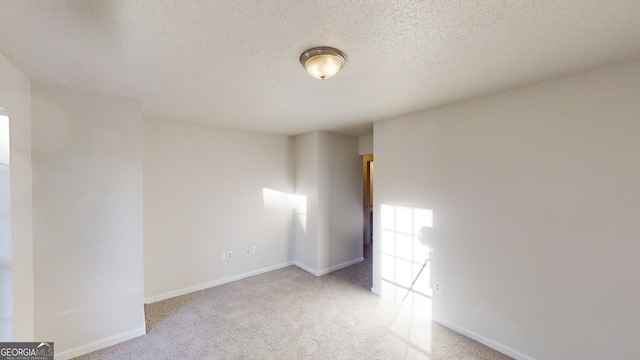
[1,1,639,136]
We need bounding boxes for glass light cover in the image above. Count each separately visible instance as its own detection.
[304,54,344,80]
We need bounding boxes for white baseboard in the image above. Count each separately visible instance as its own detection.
[317,257,364,276]
[294,257,364,277]
[54,327,145,360]
[144,261,295,304]
[432,316,535,360]
[293,261,319,276]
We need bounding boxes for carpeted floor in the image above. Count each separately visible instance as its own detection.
[75,260,512,359]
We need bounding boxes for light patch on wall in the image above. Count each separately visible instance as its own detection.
[295,194,307,233]
[262,188,293,210]
[380,204,433,316]
[262,188,307,232]
[0,114,9,165]
[0,112,11,341]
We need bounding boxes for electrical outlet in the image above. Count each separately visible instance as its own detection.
[251,246,256,254]
[434,282,441,293]
[221,252,227,261]
[227,251,233,260]
[246,248,251,255]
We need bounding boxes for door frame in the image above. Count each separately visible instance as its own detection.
[362,154,373,246]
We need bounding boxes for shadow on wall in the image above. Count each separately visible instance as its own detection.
[380,204,433,317]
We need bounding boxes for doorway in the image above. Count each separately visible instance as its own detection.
[362,154,373,260]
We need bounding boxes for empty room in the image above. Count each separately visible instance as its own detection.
[1,1,639,359]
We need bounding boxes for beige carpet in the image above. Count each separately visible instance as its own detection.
[75,260,512,359]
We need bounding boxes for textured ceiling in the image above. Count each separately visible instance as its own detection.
[1,1,639,136]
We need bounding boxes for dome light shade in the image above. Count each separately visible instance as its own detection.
[300,47,347,80]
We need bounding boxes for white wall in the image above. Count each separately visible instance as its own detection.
[293,132,318,270]
[143,117,295,302]
[0,53,32,342]
[373,60,640,360]
[317,132,362,271]
[358,134,373,155]
[31,83,144,358]
[294,131,362,275]
[0,114,11,340]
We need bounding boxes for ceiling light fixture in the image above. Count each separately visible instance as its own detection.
[300,46,347,80]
